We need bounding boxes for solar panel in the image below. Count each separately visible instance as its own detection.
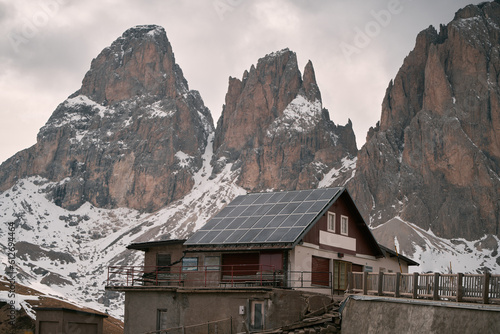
[214,206,235,218]
[252,193,274,204]
[211,230,234,243]
[229,195,246,206]
[253,216,274,229]
[200,219,222,231]
[227,217,248,229]
[280,214,302,227]
[224,229,247,243]
[267,215,287,228]
[184,188,342,246]
[267,203,287,215]
[266,228,291,242]
[238,229,261,243]
[253,228,274,242]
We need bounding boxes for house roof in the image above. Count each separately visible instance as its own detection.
[127,239,186,251]
[34,307,108,318]
[378,244,420,266]
[185,188,383,257]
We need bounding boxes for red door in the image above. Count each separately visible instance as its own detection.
[259,252,283,272]
[312,256,330,286]
[221,253,259,277]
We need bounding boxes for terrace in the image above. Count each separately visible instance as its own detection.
[106,264,332,291]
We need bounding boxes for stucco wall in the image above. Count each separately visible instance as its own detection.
[341,297,500,334]
[291,244,408,275]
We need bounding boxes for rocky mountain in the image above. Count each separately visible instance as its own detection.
[350,2,500,263]
[0,25,214,212]
[213,49,357,191]
[0,25,357,319]
[2,0,500,322]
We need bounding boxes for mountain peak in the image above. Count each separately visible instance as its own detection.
[0,25,214,211]
[302,60,321,103]
[122,24,166,38]
[212,48,357,191]
[350,0,500,242]
[77,24,188,105]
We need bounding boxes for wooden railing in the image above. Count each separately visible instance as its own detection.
[348,272,500,304]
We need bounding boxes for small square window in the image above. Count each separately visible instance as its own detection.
[182,257,198,271]
[204,256,220,271]
[340,216,348,236]
[327,212,335,232]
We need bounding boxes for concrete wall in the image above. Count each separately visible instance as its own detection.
[123,288,332,334]
[341,296,500,334]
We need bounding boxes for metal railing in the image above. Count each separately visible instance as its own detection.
[348,272,500,304]
[106,264,332,290]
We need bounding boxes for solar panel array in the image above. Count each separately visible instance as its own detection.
[185,188,341,246]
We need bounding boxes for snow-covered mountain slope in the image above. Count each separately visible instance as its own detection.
[372,217,500,273]
[0,134,247,318]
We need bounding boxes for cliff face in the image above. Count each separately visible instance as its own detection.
[350,2,500,240]
[213,49,357,191]
[0,25,214,211]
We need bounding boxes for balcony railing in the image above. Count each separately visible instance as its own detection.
[348,272,500,304]
[106,264,332,290]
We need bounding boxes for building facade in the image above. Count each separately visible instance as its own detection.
[107,188,418,333]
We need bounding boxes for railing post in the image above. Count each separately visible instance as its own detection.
[457,273,463,302]
[378,272,384,296]
[301,271,304,288]
[433,273,440,300]
[412,272,419,299]
[363,271,368,295]
[156,266,159,286]
[395,272,401,298]
[231,265,234,287]
[347,272,353,293]
[483,272,490,304]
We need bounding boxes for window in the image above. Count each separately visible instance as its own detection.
[204,256,220,271]
[250,301,265,331]
[157,253,171,272]
[182,257,198,271]
[340,215,348,236]
[333,261,352,292]
[327,212,336,232]
[157,309,168,331]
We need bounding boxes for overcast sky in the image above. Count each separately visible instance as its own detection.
[0,0,484,164]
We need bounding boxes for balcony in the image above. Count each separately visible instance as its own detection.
[106,264,332,290]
